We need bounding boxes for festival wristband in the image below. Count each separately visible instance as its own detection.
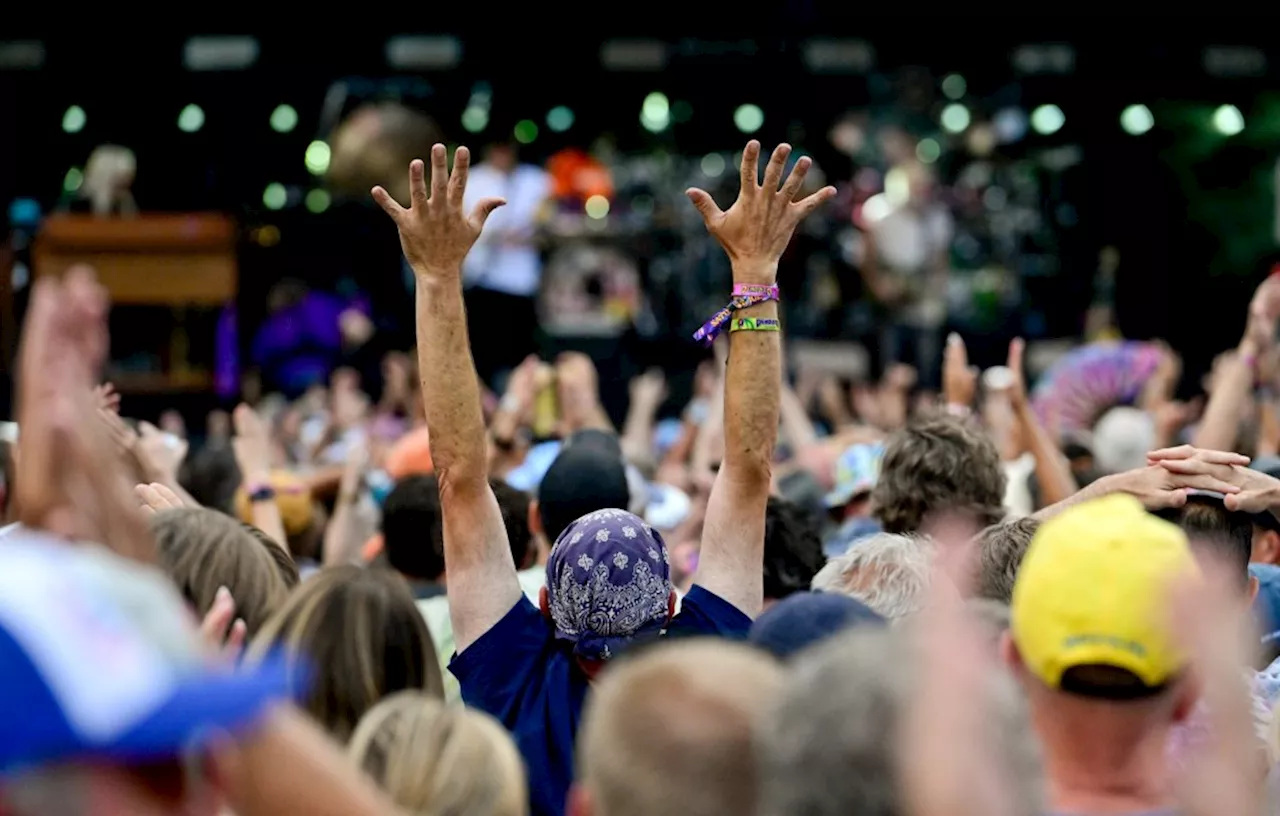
[692,291,780,346]
[729,317,781,333]
[731,283,780,301]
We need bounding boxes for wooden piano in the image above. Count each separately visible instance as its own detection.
[33,213,237,393]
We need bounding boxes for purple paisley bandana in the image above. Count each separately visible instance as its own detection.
[545,508,673,662]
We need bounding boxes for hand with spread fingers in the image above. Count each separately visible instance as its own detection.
[686,140,836,283]
[371,144,506,283]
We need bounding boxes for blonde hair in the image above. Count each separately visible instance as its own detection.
[151,507,289,637]
[578,639,784,816]
[349,692,527,816]
[245,566,443,741]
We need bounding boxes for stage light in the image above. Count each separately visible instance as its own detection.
[733,104,764,134]
[940,104,969,134]
[514,120,538,144]
[641,92,670,133]
[585,194,610,219]
[270,104,298,133]
[1030,104,1065,135]
[305,141,330,175]
[306,189,331,213]
[546,106,574,133]
[1213,104,1244,136]
[61,105,86,134]
[915,138,941,164]
[263,183,286,210]
[461,106,488,133]
[941,74,966,100]
[63,167,83,193]
[861,193,891,224]
[177,104,205,133]
[1120,104,1153,135]
[993,107,1028,142]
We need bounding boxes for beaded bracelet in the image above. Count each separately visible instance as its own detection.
[729,316,781,333]
[692,288,779,346]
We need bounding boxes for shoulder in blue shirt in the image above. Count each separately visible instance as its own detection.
[450,584,751,816]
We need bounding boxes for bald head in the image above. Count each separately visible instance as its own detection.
[571,640,783,816]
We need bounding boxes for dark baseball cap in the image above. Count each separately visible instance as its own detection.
[537,430,631,543]
[749,591,885,660]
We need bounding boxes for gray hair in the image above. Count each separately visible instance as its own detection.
[756,627,1042,816]
[810,533,930,619]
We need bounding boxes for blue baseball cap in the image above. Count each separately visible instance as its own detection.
[0,531,305,775]
[1251,563,1280,649]
[749,591,885,660]
[824,442,885,509]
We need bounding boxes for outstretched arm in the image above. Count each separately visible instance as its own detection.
[687,142,835,617]
[372,145,519,653]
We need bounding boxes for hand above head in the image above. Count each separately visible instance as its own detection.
[630,368,668,408]
[371,144,506,283]
[686,141,836,283]
[1005,337,1029,410]
[1147,445,1280,513]
[942,333,977,409]
[232,403,272,482]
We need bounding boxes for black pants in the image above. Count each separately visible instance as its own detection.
[464,287,538,389]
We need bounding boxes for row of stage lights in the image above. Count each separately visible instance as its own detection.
[56,92,1252,149]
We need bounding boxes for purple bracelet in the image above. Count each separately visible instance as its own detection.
[692,290,780,346]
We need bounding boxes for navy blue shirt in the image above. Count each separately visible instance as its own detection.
[450,585,751,816]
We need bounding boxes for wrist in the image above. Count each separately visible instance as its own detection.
[412,265,462,287]
[730,261,779,287]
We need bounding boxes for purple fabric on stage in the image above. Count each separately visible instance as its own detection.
[214,304,238,399]
[251,293,370,395]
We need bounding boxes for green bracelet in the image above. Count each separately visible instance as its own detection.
[729,316,781,333]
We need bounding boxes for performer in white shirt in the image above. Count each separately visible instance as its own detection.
[860,160,953,389]
[461,137,552,386]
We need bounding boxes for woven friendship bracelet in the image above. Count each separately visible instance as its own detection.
[692,290,779,346]
[729,316,781,333]
[731,283,780,301]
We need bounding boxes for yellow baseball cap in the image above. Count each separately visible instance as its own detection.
[1011,494,1197,693]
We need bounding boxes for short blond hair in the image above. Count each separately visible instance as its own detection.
[577,639,783,816]
[349,692,526,816]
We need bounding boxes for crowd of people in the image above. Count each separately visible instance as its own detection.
[2,137,1279,816]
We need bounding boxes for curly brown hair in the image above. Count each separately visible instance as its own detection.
[871,414,1006,534]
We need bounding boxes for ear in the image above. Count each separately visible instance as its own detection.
[529,499,543,537]
[1263,531,1280,565]
[566,783,593,816]
[540,585,551,620]
[1171,672,1202,724]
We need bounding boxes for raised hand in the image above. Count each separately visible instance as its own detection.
[371,144,506,282]
[200,585,247,663]
[686,141,836,283]
[942,333,978,410]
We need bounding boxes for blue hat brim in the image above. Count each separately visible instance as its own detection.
[96,654,305,764]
